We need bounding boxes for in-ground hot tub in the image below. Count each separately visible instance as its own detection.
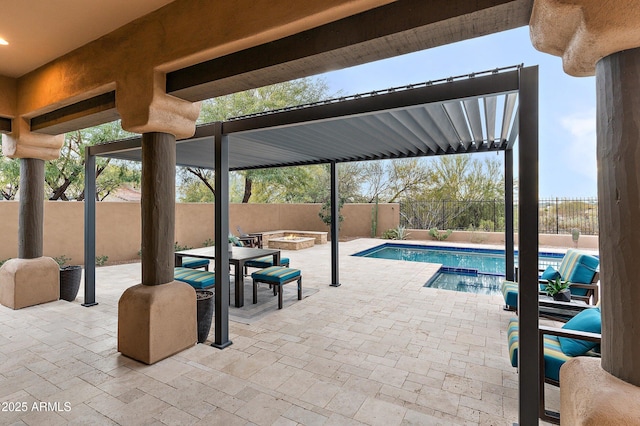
[268,235,315,250]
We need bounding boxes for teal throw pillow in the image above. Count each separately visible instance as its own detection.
[558,308,601,356]
[541,266,561,281]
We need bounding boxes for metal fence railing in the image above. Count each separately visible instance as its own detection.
[400,198,599,235]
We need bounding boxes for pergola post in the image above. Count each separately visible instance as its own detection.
[83,148,97,307]
[504,148,515,281]
[330,161,341,287]
[213,122,232,349]
[517,65,539,425]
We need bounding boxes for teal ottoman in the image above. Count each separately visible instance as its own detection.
[251,266,302,309]
[174,267,215,289]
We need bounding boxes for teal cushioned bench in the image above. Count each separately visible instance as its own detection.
[244,256,290,274]
[251,266,302,309]
[181,257,209,271]
[174,267,215,289]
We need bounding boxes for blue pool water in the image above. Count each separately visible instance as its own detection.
[352,243,564,295]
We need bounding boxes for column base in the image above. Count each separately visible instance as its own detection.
[118,281,196,364]
[0,257,59,309]
[561,357,640,425]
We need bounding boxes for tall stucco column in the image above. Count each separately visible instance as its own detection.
[18,158,44,259]
[530,1,640,423]
[596,48,640,385]
[140,132,176,286]
[117,79,201,364]
[0,126,63,309]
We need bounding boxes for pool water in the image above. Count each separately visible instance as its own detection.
[352,243,564,295]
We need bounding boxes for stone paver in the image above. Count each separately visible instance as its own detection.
[0,238,551,424]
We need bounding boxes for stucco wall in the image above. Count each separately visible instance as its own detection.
[0,201,599,265]
[0,201,399,264]
[407,229,599,250]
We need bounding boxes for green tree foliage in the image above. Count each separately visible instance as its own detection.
[0,155,20,200]
[402,155,505,230]
[184,78,335,203]
[425,155,503,201]
[45,121,139,201]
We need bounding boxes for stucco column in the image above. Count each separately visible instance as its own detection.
[141,132,176,286]
[18,158,44,259]
[0,129,62,309]
[530,1,640,423]
[117,81,200,364]
[596,48,640,386]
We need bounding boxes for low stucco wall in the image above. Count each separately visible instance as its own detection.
[407,229,599,250]
[0,201,399,264]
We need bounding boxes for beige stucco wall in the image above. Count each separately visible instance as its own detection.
[0,201,399,264]
[407,229,599,250]
[0,201,599,265]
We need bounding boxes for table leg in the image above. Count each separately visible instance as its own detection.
[175,254,183,267]
[235,261,244,307]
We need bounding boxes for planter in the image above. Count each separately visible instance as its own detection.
[60,265,83,302]
[552,289,571,302]
[196,290,214,343]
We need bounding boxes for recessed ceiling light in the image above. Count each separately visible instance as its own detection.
[0,38,8,45]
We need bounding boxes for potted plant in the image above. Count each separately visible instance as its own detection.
[196,290,214,343]
[54,255,83,302]
[544,276,571,302]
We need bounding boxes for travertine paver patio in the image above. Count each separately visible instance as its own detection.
[0,238,559,425]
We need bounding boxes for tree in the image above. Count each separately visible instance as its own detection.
[186,77,336,203]
[0,155,20,200]
[45,121,139,201]
[356,158,431,203]
[403,155,505,230]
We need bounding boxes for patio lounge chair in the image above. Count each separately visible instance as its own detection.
[501,249,599,310]
[507,306,601,423]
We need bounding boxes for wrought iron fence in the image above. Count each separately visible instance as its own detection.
[400,197,599,235]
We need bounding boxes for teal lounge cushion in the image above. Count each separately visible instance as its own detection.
[174,267,215,289]
[507,318,569,382]
[557,250,599,296]
[252,266,300,284]
[541,266,560,281]
[558,307,601,356]
[501,280,518,308]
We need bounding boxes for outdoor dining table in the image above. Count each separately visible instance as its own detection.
[175,246,280,307]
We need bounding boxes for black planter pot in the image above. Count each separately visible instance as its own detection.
[552,289,571,302]
[196,290,214,343]
[60,265,83,302]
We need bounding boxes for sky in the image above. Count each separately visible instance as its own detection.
[318,26,598,198]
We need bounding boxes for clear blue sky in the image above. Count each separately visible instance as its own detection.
[319,26,598,198]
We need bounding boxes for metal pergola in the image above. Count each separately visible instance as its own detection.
[83,64,539,418]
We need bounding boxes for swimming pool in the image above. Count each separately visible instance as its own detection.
[352,243,564,295]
